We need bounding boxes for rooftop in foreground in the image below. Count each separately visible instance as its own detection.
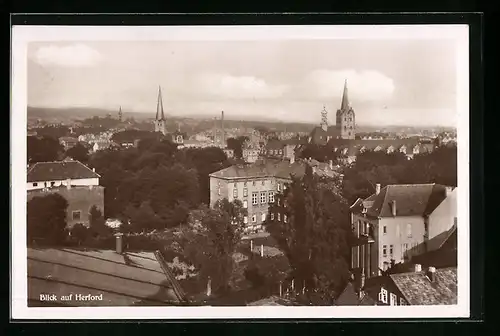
[27,247,186,306]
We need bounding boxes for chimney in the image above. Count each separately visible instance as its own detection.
[66,178,71,189]
[375,183,381,195]
[115,232,124,254]
[427,266,436,282]
[260,244,264,257]
[414,264,422,272]
[250,239,253,252]
[92,168,95,172]
[221,111,225,146]
[391,200,397,216]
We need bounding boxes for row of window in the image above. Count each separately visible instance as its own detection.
[382,244,394,258]
[382,224,412,237]
[242,212,288,224]
[267,149,283,155]
[379,288,407,306]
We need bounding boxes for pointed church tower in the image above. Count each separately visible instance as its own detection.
[118,106,123,122]
[336,79,356,140]
[154,86,167,135]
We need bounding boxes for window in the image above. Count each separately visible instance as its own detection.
[407,223,412,237]
[217,187,221,196]
[277,213,281,221]
[379,288,388,304]
[260,192,267,204]
[390,293,397,306]
[383,245,387,257]
[262,180,265,186]
[383,225,387,234]
[252,192,258,205]
[32,182,38,187]
[243,216,248,224]
[277,198,281,206]
[268,191,275,203]
[244,182,247,187]
[284,214,287,223]
[389,244,394,256]
[400,298,407,305]
[279,150,283,155]
[233,188,238,198]
[271,213,275,220]
[50,181,55,187]
[252,181,256,186]
[252,215,257,223]
[277,183,282,192]
[44,182,47,187]
[261,213,266,222]
[72,211,81,221]
[243,188,248,197]
[243,200,248,208]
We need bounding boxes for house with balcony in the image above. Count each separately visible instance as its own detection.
[349,183,457,279]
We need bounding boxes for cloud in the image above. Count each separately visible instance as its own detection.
[195,73,288,100]
[34,44,103,67]
[300,69,395,102]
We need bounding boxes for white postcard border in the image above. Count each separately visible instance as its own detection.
[11,24,470,319]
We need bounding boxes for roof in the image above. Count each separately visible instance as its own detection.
[361,183,449,218]
[27,248,186,306]
[27,160,101,182]
[310,126,341,138]
[247,295,297,306]
[266,140,285,150]
[210,159,339,180]
[390,267,458,305]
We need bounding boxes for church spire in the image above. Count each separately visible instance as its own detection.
[320,105,328,131]
[156,86,165,121]
[118,105,122,122]
[340,79,350,111]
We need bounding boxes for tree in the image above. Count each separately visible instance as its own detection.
[123,201,162,233]
[27,193,68,245]
[298,144,341,163]
[65,142,89,163]
[70,223,90,246]
[226,137,243,158]
[178,199,247,294]
[265,166,351,302]
[27,136,63,164]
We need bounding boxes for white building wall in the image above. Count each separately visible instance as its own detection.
[27,177,99,191]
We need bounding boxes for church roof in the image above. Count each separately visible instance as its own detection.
[156,86,165,121]
[341,79,350,111]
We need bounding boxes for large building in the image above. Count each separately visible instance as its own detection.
[209,157,339,233]
[27,159,104,228]
[306,80,436,161]
[349,183,457,279]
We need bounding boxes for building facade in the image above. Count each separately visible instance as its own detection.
[209,158,338,234]
[27,160,104,228]
[350,183,457,279]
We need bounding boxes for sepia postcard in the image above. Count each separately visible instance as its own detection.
[11,24,470,319]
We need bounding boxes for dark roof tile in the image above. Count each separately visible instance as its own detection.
[390,267,457,305]
[27,161,100,182]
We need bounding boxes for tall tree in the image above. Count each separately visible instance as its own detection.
[178,199,247,294]
[27,193,68,245]
[266,166,351,303]
[27,136,63,164]
[65,142,90,163]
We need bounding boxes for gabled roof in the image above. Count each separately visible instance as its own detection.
[27,248,186,306]
[27,160,100,182]
[390,267,457,305]
[210,159,339,180]
[361,183,449,218]
[310,126,341,138]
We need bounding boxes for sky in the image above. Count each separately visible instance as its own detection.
[27,39,458,126]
